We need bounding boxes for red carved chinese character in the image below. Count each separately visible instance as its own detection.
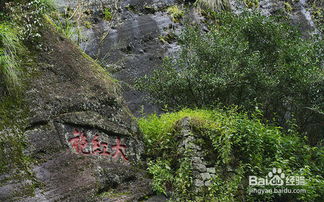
[68,129,90,155]
[68,129,82,153]
[91,134,101,154]
[111,137,128,161]
[99,142,110,156]
[91,134,110,156]
[79,133,90,154]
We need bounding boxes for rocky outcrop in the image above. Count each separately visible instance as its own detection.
[54,0,183,116]
[0,23,151,201]
[53,0,321,118]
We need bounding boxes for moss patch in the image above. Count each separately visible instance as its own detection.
[0,95,29,172]
[99,191,131,199]
[0,94,38,200]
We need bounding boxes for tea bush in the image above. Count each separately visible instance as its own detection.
[136,12,324,144]
[139,109,324,201]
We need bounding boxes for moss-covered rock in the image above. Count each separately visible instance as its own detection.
[0,20,150,201]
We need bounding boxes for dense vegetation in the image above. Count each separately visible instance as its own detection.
[1,0,323,201]
[137,8,323,201]
[137,12,324,145]
[139,109,324,201]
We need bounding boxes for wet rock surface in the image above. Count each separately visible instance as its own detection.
[55,0,182,116]
[54,0,321,117]
[95,14,166,117]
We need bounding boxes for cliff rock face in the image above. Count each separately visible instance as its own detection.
[0,24,151,201]
[55,0,183,116]
[230,0,320,36]
[54,0,321,117]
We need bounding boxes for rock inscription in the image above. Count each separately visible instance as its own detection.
[67,128,128,161]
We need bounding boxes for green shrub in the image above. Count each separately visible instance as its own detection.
[136,12,324,143]
[147,160,173,195]
[139,109,324,201]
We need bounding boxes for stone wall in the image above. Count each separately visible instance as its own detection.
[178,117,216,191]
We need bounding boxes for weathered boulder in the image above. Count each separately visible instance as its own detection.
[0,23,151,201]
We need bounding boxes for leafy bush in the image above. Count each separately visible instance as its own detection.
[139,109,324,201]
[147,160,173,195]
[136,12,324,143]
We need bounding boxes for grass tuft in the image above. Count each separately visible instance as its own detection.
[0,23,24,94]
[166,5,184,23]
